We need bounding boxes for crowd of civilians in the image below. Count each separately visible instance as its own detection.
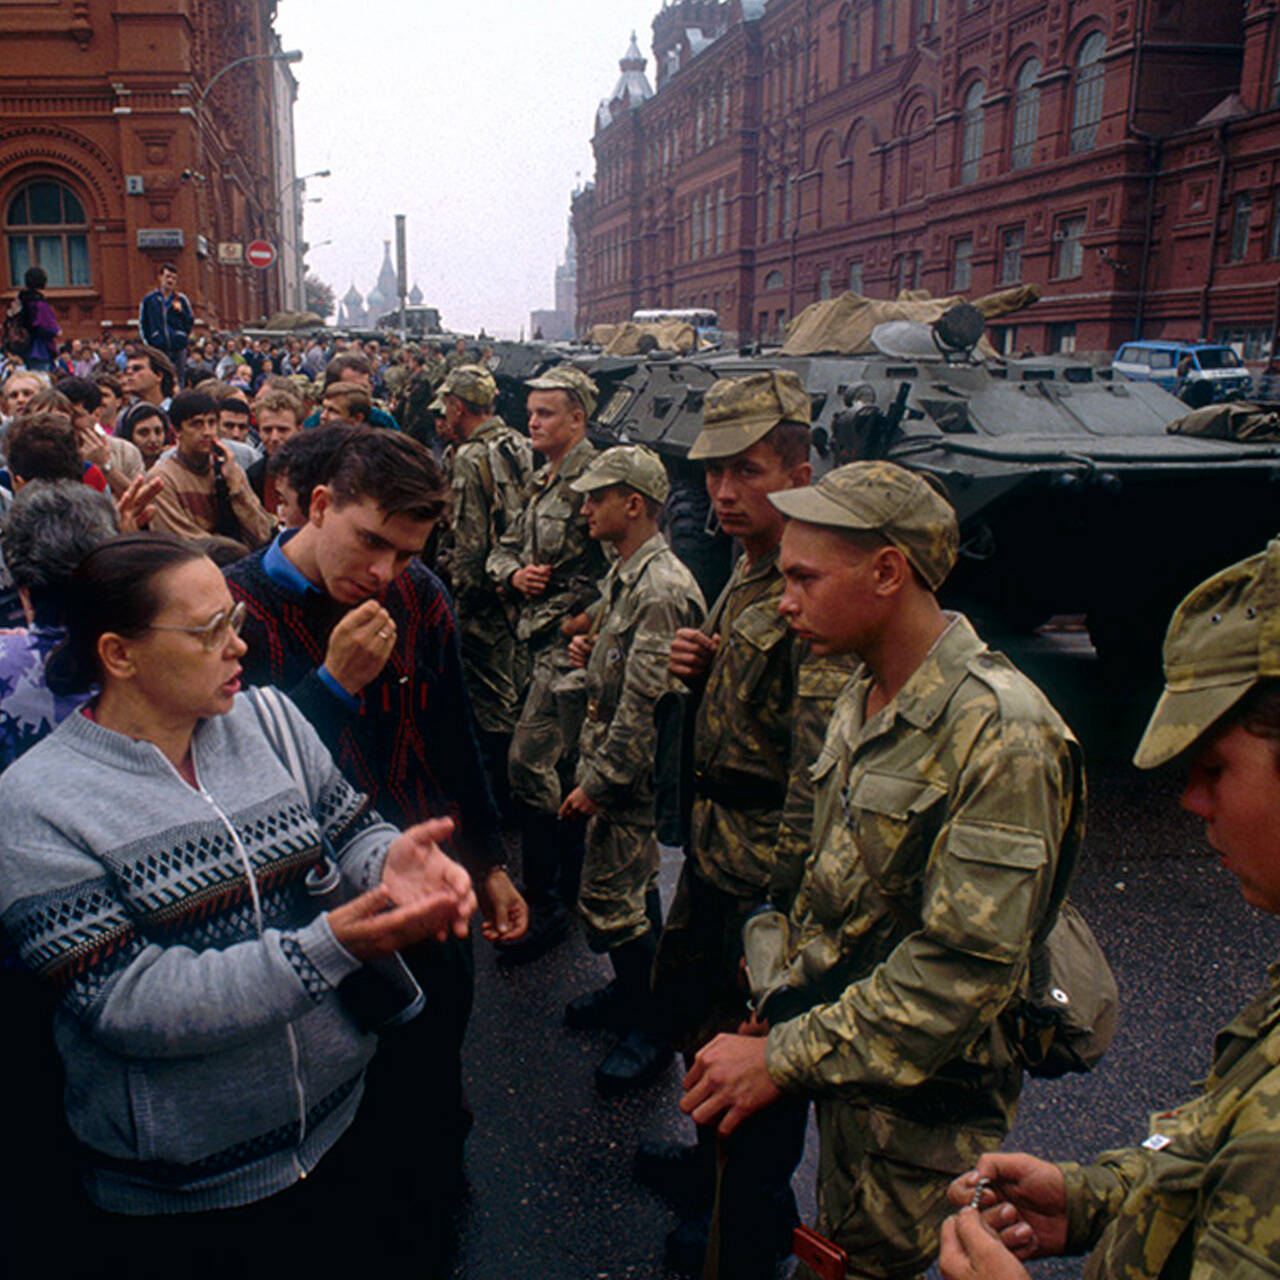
[0,300,511,1277]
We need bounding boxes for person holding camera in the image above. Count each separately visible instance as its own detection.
[147,390,273,549]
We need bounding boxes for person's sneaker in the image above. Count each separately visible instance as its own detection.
[564,979,629,1030]
[494,904,570,967]
[595,1028,674,1096]
[663,1211,709,1276]
[633,1140,709,1207]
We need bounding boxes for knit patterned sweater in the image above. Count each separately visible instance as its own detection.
[225,547,504,874]
[0,695,395,1214]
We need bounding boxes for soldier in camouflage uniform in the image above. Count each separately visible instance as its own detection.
[681,461,1085,1280]
[641,372,856,1278]
[433,364,534,808]
[556,446,706,1092]
[941,536,1280,1280]
[487,364,607,962]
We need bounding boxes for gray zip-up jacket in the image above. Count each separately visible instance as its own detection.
[0,694,394,1214]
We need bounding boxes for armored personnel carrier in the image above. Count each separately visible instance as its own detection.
[573,300,1280,674]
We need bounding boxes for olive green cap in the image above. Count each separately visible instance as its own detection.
[769,460,959,591]
[568,444,669,503]
[526,363,598,418]
[437,363,497,409]
[688,370,811,460]
[1133,538,1280,769]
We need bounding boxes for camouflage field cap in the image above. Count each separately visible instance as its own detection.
[437,363,498,409]
[526,364,598,418]
[569,444,670,504]
[688,370,811,461]
[1133,538,1280,770]
[769,460,959,590]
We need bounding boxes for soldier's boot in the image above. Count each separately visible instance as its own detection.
[595,932,674,1096]
[567,888,662,1029]
[496,810,570,967]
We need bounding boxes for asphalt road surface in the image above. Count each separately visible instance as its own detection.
[449,623,1280,1278]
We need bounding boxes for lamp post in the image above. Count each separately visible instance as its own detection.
[279,169,330,311]
[183,49,303,323]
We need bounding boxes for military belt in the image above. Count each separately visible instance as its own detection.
[694,769,787,812]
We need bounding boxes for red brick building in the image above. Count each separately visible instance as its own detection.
[574,0,1280,360]
[0,0,301,342]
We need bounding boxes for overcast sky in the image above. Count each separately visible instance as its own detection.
[274,0,662,337]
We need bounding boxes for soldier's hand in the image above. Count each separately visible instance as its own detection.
[558,785,599,820]
[324,599,397,695]
[512,563,552,597]
[680,1032,781,1135]
[568,633,595,668]
[669,628,720,682]
[939,1210,1032,1280]
[948,1155,1069,1260]
[560,611,592,638]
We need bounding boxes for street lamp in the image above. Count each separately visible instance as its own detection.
[280,170,331,310]
[182,49,304,321]
[197,49,302,108]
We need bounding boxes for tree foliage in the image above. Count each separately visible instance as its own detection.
[304,273,335,320]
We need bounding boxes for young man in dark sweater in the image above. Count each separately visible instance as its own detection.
[225,426,526,1266]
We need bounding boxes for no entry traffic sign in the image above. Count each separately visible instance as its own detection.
[246,239,276,269]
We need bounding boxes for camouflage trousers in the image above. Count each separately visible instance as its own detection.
[577,814,660,953]
[508,638,576,814]
[458,605,525,736]
[799,1105,1005,1280]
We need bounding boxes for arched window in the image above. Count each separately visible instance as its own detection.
[1071,34,1105,154]
[767,183,779,241]
[764,270,785,292]
[960,82,985,185]
[1011,59,1041,170]
[6,179,90,288]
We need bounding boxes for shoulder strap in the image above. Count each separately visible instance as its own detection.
[248,685,306,796]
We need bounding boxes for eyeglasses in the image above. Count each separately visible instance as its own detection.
[147,601,247,651]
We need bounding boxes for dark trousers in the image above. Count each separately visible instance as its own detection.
[704,1096,809,1280]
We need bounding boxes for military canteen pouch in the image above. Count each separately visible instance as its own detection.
[742,905,794,1021]
[1005,900,1117,1078]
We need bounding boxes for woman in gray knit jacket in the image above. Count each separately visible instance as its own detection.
[0,534,477,1277]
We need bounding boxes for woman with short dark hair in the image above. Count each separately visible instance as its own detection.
[0,533,476,1276]
[117,400,172,471]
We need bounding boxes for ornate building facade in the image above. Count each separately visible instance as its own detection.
[574,0,1280,358]
[0,0,301,339]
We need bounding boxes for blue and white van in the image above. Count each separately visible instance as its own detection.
[1111,340,1252,399]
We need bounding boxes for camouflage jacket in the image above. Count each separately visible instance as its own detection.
[1063,963,1280,1279]
[577,533,706,824]
[690,548,854,901]
[487,437,607,644]
[445,417,534,618]
[766,613,1085,1129]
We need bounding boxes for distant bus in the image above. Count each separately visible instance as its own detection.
[377,305,442,336]
[631,308,723,347]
